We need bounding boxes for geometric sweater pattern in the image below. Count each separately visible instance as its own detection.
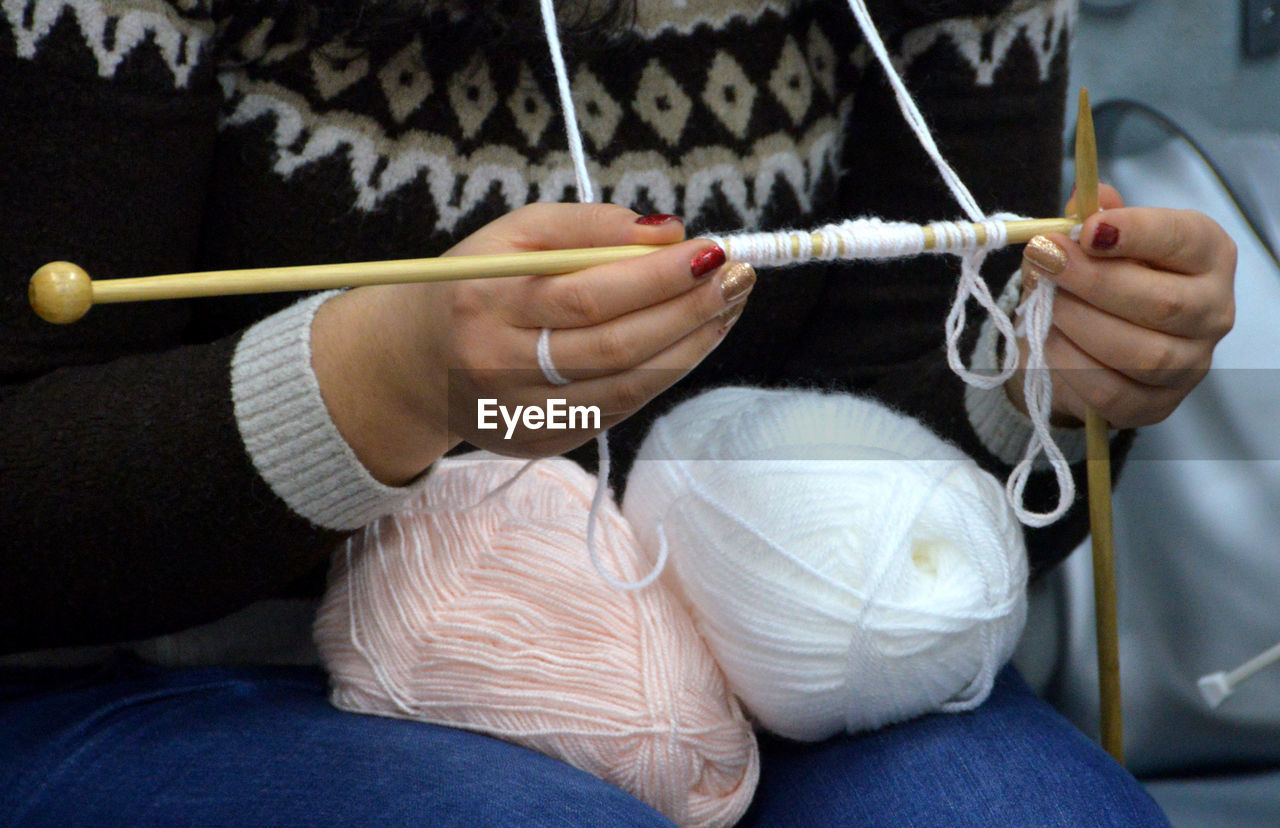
[0,0,1104,653]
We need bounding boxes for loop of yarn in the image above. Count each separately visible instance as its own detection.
[536,0,1077,526]
[843,0,1074,524]
[1007,279,1075,526]
[942,214,1020,391]
[315,453,760,828]
[622,388,1028,742]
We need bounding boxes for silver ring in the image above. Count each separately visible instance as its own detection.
[536,327,571,386]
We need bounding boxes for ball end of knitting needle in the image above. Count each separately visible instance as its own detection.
[1197,672,1233,709]
[30,261,93,324]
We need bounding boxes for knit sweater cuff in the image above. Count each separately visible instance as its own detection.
[963,270,1087,468]
[231,292,426,531]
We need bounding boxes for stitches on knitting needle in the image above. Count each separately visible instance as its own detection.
[705,218,1075,529]
[840,0,1073,528]
[537,0,1071,552]
[705,218,1028,267]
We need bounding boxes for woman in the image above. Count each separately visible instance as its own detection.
[0,0,1233,823]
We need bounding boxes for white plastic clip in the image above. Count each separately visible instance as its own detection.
[1198,639,1280,709]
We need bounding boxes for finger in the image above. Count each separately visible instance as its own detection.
[1077,207,1234,275]
[484,305,744,455]
[1042,325,1187,428]
[446,202,687,258]
[1023,234,1233,340]
[511,238,727,329]
[559,306,746,418]
[537,261,755,379]
[1065,182,1125,218]
[1050,288,1211,389]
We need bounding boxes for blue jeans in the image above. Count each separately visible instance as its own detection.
[0,656,1167,826]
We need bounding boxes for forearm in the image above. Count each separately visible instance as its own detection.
[0,332,340,651]
[2,286,463,652]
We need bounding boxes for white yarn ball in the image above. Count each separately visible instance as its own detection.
[622,388,1028,741]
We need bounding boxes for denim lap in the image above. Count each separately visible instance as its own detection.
[0,658,1167,826]
[0,658,672,827]
[742,668,1170,827]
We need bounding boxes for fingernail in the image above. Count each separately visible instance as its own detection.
[635,213,682,226]
[1024,235,1068,275]
[690,245,726,278]
[718,261,756,304]
[1092,222,1120,250]
[1022,267,1039,293]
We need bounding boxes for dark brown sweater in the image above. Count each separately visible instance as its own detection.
[0,0,1107,654]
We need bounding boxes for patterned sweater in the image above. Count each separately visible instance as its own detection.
[0,0,1104,654]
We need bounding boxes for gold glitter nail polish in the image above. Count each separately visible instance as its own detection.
[718,261,756,304]
[1024,235,1068,275]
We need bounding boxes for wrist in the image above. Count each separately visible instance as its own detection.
[311,288,454,485]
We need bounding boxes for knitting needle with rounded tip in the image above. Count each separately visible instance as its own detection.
[28,217,1079,325]
[1076,87,1124,766]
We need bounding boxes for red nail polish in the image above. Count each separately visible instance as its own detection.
[635,214,682,226]
[690,245,725,278]
[1092,222,1120,250]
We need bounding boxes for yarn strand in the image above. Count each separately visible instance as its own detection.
[588,432,669,590]
[539,0,594,203]
[535,0,1076,543]
[843,0,983,221]
[840,0,1074,524]
[536,0,642,587]
[1006,280,1075,527]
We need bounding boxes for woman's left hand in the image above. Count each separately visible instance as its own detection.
[1011,184,1237,428]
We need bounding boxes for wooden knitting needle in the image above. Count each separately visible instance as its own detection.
[1075,88,1124,765]
[29,217,1078,324]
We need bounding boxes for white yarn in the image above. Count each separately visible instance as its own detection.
[1008,278,1073,527]
[703,217,1012,266]
[840,0,1071,523]
[539,0,594,203]
[535,0,1076,526]
[539,0,633,587]
[587,429,668,591]
[622,388,1028,741]
[842,0,983,222]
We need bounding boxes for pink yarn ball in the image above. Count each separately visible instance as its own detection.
[314,453,758,827]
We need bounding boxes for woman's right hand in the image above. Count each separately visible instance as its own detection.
[311,203,755,485]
